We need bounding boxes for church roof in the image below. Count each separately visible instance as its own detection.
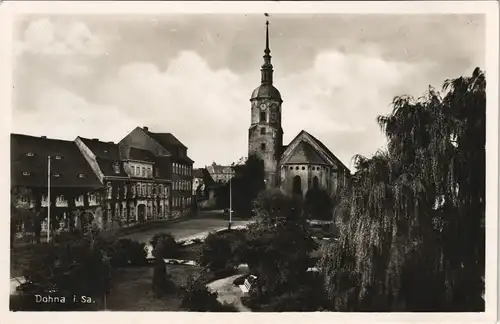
[250,84,282,101]
[280,130,350,173]
[284,141,329,165]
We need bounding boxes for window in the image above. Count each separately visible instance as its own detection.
[131,166,135,175]
[113,162,120,174]
[22,171,31,176]
[260,111,266,122]
[26,152,35,157]
[260,143,266,151]
[78,173,85,179]
[260,127,266,135]
[55,155,62,160]
[53,173,60,177]
[142,184,146,196]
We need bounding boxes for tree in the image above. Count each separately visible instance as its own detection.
[304,187,333,220]
[240,189,317,300]
[231,154,266,217]
[319,68,486,311]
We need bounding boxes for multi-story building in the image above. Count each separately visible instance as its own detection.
[206,162,236,184]
[75,137,172,228]
[11,126,194,233]
[119,126,194,218]
[11,134,103,231]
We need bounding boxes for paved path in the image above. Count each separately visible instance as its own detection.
[121,218,250,244]
[207,272,251,312]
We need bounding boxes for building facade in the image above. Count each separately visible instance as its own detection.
[75,136,173,228]
[206,162,236,184]
[11,134,103,232]
[248,20,350,197]
[119,126,194,219]
[11,126,194,234]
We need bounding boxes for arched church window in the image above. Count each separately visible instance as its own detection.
[295,166,299,170]
[302,166,305,170]
[289,166,293,170]
[292,176,302,194]
[260,127,266,135]
[313,176,319,190]
[260,112,266,122]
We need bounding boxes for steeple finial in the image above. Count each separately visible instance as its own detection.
[261,13,273,85]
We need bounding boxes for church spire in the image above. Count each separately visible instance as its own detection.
[261,15,273,85]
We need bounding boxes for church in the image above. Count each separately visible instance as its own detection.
[248,20,351,198]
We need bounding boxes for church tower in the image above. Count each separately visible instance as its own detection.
[248,19,283,189]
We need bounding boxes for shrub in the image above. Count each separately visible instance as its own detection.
[105,239,147,267]
[199,232,233,272]
[13,239,111,311]
[150,233,182,259]
[180,276,223,311]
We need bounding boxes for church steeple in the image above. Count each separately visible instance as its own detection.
[261,18,273,85]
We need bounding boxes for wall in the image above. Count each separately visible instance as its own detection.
[280,164,334,198]
[248,99,283,188]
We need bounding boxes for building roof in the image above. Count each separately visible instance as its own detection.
[143,129,194,164]
[305,131,350,172]
[206,163,234,175]
[281,130,350,173]
[11,134,102,189]
[250,84,282,102]
[284,141,329,165]
[193,168,205,178]
[119,145,156,163]
[146,131,186,149]
[79,137,128,177]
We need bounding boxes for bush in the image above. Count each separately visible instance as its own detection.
[199,232,233,272]
[180,276,237,312]
[150,233,182,259]
[107,239,148,267]
[13,239,111,311]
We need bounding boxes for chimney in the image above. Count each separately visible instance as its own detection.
[92,138,99,141]
[40,136,47,139]
[143,126,149,132]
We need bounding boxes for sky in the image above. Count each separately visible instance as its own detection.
[12,14,485,169]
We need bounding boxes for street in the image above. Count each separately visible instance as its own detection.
[120,211,250,244]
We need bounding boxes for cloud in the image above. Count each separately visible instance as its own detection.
[88,49,429,168]
[13,48,432,169]
[12,85,138,142]
[15,18,104,56]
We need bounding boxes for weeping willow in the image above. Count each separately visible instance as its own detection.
[319,68,486,311]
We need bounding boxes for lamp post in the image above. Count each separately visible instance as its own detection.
[228,176,232,230]
[47,155,51,242]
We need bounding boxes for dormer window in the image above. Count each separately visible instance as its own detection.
[78,173,86,179]
[55,155,62,160]
[53,173,60,177]
[22,171,31,176]
[113,162,120,174]
[26,152,35,157]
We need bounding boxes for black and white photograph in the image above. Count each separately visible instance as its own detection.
[2,1,498,321]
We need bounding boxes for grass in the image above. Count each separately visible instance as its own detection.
[106,264,204,311]
[178,243,203,261]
